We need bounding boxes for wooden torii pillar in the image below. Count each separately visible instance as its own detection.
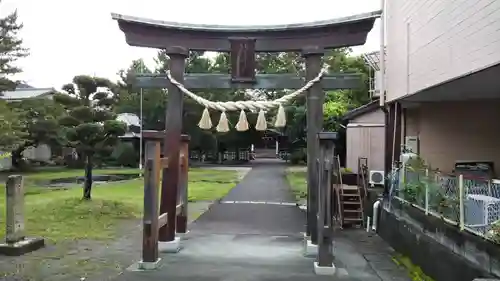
[112,11,380,273]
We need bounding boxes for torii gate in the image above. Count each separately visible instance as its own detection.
[112,11,379,273]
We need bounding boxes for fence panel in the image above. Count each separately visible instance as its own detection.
[388,163,500,243]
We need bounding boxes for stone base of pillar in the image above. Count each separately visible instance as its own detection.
[138,258,162,270]
[159,237,181,253]
[313,261,336,275]
[303,239,318,257]
[176,230,190,239]
[0,237,45,256]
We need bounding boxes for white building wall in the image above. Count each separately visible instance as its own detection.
[386,0,500,102]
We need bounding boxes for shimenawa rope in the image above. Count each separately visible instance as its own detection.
[165,66,328,132]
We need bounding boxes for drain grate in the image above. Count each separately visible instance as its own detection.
[220,200,297,206]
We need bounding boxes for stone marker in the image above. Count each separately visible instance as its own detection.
[0,175,45,256]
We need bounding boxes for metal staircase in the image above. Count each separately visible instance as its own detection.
[334,156,364,228]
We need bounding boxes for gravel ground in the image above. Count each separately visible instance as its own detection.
[0,201,215,281]
[0,166,251,281]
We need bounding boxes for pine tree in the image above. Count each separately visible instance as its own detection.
[0,6,29,92]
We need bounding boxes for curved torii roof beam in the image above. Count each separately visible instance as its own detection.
[111,11,381,52]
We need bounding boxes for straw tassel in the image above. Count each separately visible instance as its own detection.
[198,107,213,130]
[274,104,286,128]
[235,109,249,132]
[216,111,230,133]
[255,109,267,131]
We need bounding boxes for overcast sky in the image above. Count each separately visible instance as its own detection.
[1,0,381,89]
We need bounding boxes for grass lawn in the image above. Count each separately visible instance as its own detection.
[0,168,239,242]
[12,167,141,181]
[286,169,308,202]
[5,167,237,184]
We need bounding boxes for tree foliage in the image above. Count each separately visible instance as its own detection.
[0,5,30,156]
[0,7,29,92]
[6,98,66,168]
[116,59,167,131]
[279,48,371,148]
[0,100,25,152]
[55,75,127,200]
[116,48,372,158]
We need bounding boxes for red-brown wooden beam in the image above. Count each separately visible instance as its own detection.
[159,47,188,242]
[176,137,190,234]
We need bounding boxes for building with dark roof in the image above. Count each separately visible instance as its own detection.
[0,84,56,102]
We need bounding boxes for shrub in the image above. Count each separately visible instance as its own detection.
[486,220,500,243]
[290,149,306,165]
[111,142,137,167]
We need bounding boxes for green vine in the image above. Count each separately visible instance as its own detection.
[486,220,500,243]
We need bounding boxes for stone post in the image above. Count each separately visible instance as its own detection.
[6,175,25,243]
[1,175,44,256]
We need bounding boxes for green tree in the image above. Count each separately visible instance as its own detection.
[117,48,371,157]
[324,48,371,108]
[119,52,261,155]
[0,7,29,92]
[7,98,66,168]
[283,48,371,145]
[55,75,127,200]
[116,59,167,131]
[323,99,348,131]
[0,100,25,153]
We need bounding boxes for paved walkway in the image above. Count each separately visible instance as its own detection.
[190,159,303,235]
[114,160,411,281]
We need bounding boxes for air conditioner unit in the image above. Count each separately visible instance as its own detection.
[465,194,500,227]
[369,170,385,186]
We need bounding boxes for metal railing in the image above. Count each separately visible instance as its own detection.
[190,150,251,162]
[388,163,500,244]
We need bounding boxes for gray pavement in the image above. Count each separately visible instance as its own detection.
[113,159,411,281]
[190,159,303,235]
